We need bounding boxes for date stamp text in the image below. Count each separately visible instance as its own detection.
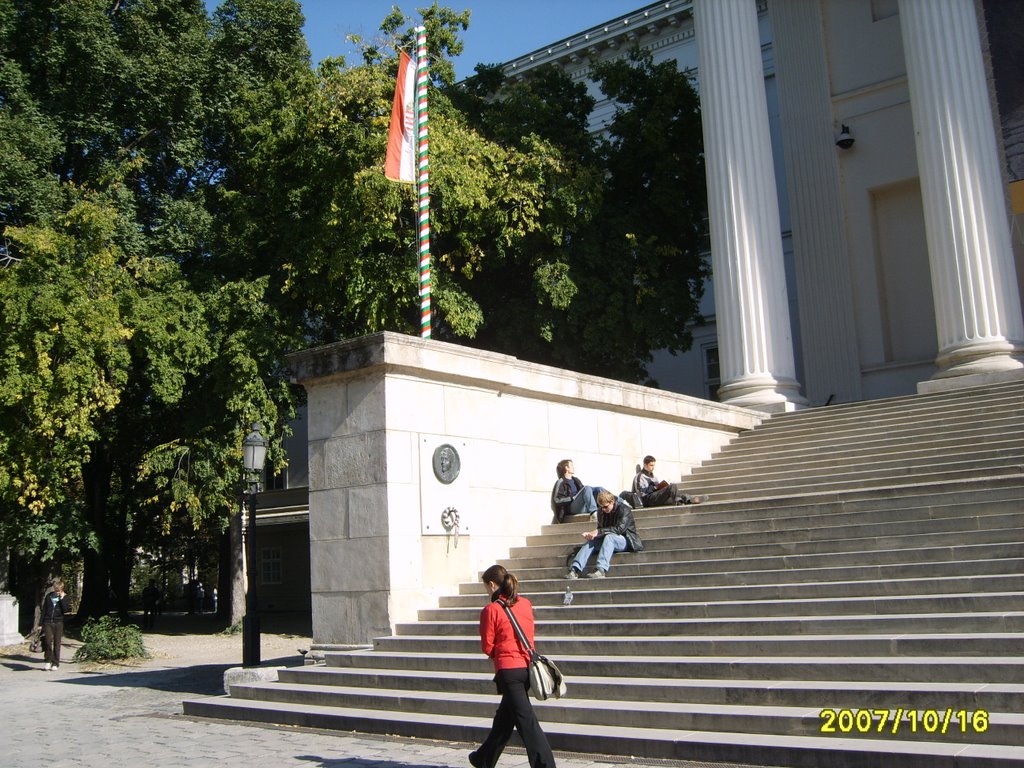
[818,708,989,736]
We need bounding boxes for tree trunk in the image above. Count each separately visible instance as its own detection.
[228,505,245,627]
[77,445,113,620]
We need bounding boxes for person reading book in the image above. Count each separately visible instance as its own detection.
[632,455,707,507]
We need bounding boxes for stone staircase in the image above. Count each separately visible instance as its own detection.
[184,378,1024,767]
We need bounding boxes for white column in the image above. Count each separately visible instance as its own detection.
[899,0,1024,379]
[770,0,862,406]
[693,0,806,410]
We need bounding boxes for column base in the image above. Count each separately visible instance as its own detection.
[718,375,809,412]
[0,594,23,646]
[931,339,1024,379]
[918,367,1024,395]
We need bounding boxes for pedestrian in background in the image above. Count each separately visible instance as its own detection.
[470,564,556,768]
[40,578,71,671]
[142,580,161,630]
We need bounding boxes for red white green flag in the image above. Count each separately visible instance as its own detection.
[385,50,416,183]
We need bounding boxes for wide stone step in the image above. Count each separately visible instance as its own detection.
[504,541,1024,578]
[277,665,1024,710]
[625,476,1024,526]
[587,476,1024,530]
[427,588,1024,619]
[221,681,1024,746]
[728,407,1024,444]
[325,649,1024,684]
[692,436,1024,478]
[711,412,1024,457]
[687,452,1024,489]
[182,697,1024,767]
[512,517,1024,566]
[690,444,1024,486]
[685,465,1024,501]
[524,502,1024,554]
[731,392,1024,434]
[746,385,1024,432]
[403,607,1024,638]
[442,571,1024,608]
[370,631,1024,658]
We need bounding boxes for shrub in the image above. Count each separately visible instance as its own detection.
[73,616,148,662]
[218,620,242,636]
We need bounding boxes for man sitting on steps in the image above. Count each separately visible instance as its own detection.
[567,490,644,579]
[632,455,707,507]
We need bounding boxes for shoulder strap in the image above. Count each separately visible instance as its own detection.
[497,599,535,656]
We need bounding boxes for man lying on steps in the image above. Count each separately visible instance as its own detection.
[567,490,644,579]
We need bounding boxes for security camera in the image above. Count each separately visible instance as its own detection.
[835,124,855,149]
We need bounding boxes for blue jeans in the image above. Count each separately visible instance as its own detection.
[571,533,628,574]
[569,485,606,517]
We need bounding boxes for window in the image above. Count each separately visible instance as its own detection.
[264,462,287,491]
[703,345,721,401]
[261,547,282,585]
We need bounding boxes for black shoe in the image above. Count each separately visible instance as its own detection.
[469,751,485,768]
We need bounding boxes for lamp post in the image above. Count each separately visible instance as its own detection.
[242,423,268,667]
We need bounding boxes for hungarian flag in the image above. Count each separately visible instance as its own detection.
[385,50,416,183]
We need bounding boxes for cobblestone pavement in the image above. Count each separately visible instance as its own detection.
[0,613,766,768]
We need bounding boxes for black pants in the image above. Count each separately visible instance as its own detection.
[644,483,687,507]
[42,622,63,667]
[474,667,556,768]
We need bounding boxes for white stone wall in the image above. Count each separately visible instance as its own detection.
[290,332,761,646]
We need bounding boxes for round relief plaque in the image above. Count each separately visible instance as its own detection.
[432,444,461,484]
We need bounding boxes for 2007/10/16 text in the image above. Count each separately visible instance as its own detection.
[819,708,989,735]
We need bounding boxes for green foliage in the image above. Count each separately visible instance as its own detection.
[73,615,148,662]
[449,50,707,382]
[218,620,243,636]
[0,0,296,612]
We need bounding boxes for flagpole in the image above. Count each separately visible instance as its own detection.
[414,26,432,339]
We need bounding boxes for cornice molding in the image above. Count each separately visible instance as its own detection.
[503,1,694,79]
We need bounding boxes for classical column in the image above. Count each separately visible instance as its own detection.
[770,0,862,405]
[899,0,1024,379]
[693,0,807,410]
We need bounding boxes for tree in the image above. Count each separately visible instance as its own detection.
[449,49,708,384]
[0,0,300,619]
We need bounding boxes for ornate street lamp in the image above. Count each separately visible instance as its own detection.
[242,423,268,666]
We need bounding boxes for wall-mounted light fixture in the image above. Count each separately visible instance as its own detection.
[835,124,855,150]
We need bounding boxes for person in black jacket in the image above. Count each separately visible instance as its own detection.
[40,578,71,670]
[549,459,607,523]
[632,455,707,507]
[566,490,644,579]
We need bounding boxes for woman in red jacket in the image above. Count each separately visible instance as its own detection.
[470,564,556,768]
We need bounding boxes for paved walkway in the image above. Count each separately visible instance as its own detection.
[0,614,764,768]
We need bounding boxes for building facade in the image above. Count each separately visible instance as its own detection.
[504,0,1024,407]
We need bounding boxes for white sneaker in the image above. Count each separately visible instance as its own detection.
[45,663,53,671]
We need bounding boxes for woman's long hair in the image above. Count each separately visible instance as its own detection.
[482,564,519,605]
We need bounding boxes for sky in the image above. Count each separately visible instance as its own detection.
[210,1,651,81]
